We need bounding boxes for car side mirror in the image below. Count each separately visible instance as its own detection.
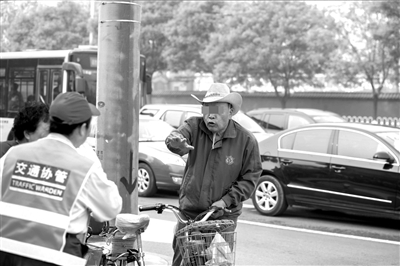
[373,151,395,164]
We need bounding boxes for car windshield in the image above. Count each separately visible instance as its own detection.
[313,115,346,123]
[139,119,174,141]
[233,112,265,133]
[377,131,400,153]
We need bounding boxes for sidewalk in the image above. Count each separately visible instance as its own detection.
[145,252,170,266]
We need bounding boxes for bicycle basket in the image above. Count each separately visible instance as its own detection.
[176,220,235,237]
[176,220,236,266]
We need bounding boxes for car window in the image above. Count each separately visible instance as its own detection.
[337,130,388,160]
[183,111,202,121]
[267,114,285,130]
[249,113,263,120]
[232,112,265,133]
[162,110,184,129]
[285,129,332,153]
[288,115,310,129]
[281,133,295,149]
[248,114,269,130]
[376,131,400,153]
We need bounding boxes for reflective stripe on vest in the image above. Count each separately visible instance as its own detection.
[0,138,93,266]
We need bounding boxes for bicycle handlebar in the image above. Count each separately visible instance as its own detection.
[138,203,162,212]
[139,203,229,226]
[139,203,191,225]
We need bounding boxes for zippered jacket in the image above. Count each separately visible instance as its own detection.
[166,117,262,218]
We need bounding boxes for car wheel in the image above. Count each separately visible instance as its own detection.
[138,163,157,197]
[252,175,288,216]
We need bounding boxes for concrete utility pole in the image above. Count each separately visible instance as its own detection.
[97,0,141,214]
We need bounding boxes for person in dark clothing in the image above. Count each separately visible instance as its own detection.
[0,102,49,158]
[165,83,262,266]
[8,83,24,112]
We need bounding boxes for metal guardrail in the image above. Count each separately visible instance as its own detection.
[343,116,400,128]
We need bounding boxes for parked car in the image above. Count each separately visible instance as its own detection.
[247,108,346,134]
[252,122,400,220]
[139,104,273,142]
[138,117,186,196]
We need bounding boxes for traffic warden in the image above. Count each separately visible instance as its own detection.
[165,83,262,266]
[0,92,123,266]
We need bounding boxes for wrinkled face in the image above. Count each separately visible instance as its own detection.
[26,120,50,142]
[202,102,232,134]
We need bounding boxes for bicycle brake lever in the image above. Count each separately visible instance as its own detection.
[224,207,232,213]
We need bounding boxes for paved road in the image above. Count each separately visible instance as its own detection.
[138,192,400,265]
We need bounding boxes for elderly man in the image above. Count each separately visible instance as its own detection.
[165,83,262,266]
[0,92,122,266]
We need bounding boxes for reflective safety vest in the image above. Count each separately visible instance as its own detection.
[0,138,94,266]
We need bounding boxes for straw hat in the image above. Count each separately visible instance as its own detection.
[191,83,242,115]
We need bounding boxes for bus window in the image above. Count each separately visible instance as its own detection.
[38,69,49,104]
[0,68,6,117]
[52,71,62,99]
[8,67,35,115]
[37,68,62,104]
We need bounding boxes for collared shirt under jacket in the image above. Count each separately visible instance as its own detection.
[166,117,262,218]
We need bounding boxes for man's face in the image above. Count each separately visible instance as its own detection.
[202,102,232,134]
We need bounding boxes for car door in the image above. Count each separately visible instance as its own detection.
[278,128,335,206]
[330,129,399,215]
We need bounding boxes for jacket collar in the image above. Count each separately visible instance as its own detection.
[200,119,237,140]
[41,133,77,150]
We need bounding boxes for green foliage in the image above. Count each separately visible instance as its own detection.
[162,1,224,73]
[4,1,89,51]
[139,1,182,75]
[203,1,337,106]
[331,2,394,91]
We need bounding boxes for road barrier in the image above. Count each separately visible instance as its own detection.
[343,116,400,128]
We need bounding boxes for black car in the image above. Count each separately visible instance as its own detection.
[253,123,400,220]
[247,108,346,134]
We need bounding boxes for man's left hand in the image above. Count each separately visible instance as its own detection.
[211,199,227,209]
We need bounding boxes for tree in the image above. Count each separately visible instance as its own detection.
[204,1,337,108]
[139,1,181,75]
[5,1,90,51]
[162,1,224,73]
[0,1,39,52]
[331,2,396,118]
[372,1,400,93]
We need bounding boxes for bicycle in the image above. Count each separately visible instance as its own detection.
[85,214,149,266]
[85,203,236,266]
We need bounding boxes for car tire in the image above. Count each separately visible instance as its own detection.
[252,175,288,216]
[138,163,157,197]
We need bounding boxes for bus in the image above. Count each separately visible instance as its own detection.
[0,47,147,141]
